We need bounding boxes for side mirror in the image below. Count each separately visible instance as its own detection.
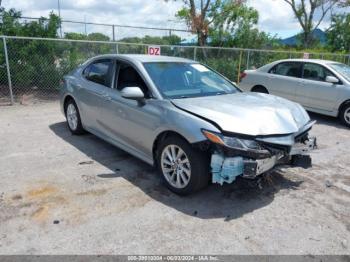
[325,76,339,84]
[121,87,145,100]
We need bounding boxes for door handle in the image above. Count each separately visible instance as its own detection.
[103,95,111,101]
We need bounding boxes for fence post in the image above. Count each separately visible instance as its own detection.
[3,37,14,105]
[237,50,243,84]
[112,25,115,41]
[115,43,119,54]
[246,50,250,70]
[193,47,197,60]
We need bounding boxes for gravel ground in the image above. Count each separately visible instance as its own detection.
[0,102,349,255]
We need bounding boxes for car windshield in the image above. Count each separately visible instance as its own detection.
[143,62,239,99]
[328,63,350,82]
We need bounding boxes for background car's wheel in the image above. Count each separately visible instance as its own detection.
[65,99,85,135]
[156,135,210,195]
[339,102,350,128]
[251,85,268,94]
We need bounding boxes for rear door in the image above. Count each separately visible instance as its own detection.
[267,61,302,102]
[78,59,115,131]
[297,62,340,111]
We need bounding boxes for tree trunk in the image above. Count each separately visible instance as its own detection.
[303,31,311,48]
[197,31,207,46]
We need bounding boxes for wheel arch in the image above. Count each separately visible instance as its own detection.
[63,94,75,113]
[152,131,192,167]
[251,85,269,93]
[338,99,350,117]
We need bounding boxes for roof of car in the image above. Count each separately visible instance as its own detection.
[92,54,196,63]
[272,58,340,65]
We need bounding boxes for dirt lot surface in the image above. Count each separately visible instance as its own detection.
[0,102,349,255]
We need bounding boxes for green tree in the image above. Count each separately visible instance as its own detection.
[327,13,350,52]
[281,0,349,48]
[208,3,278,49]
[118,35,182,45]
[0,8,22,35]
[20,12,60,38]
[87,33,110,41]
[0,8,65,91]
[174,0,246,46]
[65,32,88,40]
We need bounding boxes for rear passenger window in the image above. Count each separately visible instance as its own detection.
[84,59,113,87]
[269,62,302,78]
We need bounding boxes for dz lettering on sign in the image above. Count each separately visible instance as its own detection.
[148,46,161,56]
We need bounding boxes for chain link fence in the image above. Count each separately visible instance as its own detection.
[0,35,349,105]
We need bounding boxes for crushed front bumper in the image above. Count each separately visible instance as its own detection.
[211,136,317,184]
[243,136,317,178]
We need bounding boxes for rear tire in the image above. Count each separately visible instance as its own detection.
[339,102,350,128]
[65,99,85,135]
[156,135,210,195]
[251,86,268,94]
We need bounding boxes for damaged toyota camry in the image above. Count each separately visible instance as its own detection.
[60,54,316,195]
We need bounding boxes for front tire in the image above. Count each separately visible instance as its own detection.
[156,136,210,195]
[65,99,85,135]
[339,102,350,128]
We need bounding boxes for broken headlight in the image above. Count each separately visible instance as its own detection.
[202,129,261,150]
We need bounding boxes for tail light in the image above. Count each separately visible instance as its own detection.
[239,72,247,81]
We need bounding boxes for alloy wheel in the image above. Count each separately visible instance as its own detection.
[344,107,350,125]
[160,144,191,189]
[67,103,78,131]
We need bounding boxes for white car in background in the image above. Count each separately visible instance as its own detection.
[239,59,350,127]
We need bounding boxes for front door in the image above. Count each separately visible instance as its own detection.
[98,60,161,158]
[297,62,339,112]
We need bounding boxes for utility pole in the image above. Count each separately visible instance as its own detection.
[58,0,63,37]
[84,15,87,35]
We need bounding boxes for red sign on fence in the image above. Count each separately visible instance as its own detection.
[148,45,161,56]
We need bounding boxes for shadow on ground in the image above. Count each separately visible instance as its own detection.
[50,122,303,221]
[308,111,348,130]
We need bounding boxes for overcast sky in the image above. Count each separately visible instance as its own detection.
[0,0,343,40]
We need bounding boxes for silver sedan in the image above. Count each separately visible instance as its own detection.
[239,59,350,127]
[60,54,316,195]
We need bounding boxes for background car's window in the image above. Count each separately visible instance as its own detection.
[84,59,113,87]
[328,63,350,82]
[269,62,302,78]
[116,62,150,98]
[143,62,239,99]
[303,63,335,82]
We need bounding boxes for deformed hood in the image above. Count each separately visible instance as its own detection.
[172,92,310,136]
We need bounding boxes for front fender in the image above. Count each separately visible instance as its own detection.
[151,101,221,146]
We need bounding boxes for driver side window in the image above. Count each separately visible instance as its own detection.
[303,63,336,82]
[115,61,151,98]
